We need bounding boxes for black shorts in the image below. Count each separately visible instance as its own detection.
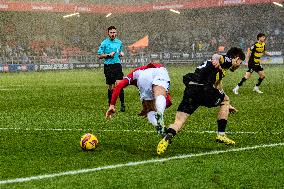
[104,64,124,85]
[247,63,264,73]
[177,84,225,115]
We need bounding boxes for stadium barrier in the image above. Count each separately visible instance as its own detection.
[0,52,282,72]
[260,51,284,65]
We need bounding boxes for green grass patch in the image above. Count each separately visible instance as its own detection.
[0,65,283,188]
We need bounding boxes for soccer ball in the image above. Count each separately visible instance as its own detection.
[80,133,99,151]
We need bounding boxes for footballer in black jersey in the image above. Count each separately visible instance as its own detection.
[233,33,272,94]
[157,47,245,155]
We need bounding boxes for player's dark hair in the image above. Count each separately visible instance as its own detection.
[257,33,266,39]
[226,47,245,61]
[108,26,116,31]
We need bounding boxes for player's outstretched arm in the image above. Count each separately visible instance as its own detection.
[106,79,129,119]
[110,79,129,106]
[105,105,116,119]
[229,105,238,113]
[245,48,251,64]
[265,52,272,57]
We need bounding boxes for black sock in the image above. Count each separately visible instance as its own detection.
[119,89,125,105]
[238,77,247,87]
[166,128,177,141]
[217,119,227,133]
[256,77,264,86]
[108,89,112,105]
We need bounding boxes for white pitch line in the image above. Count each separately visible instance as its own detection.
[0,127,84,131]
[0,143,283,185]
[0,88,19,91]
[0,127,281,135]
[0,84,25,87]
[100,129,265,135]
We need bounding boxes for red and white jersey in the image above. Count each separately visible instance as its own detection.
[125,63,163,86]
[135,67,170,101]
[110,63,172,108]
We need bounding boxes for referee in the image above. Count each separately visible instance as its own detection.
[97,26,125,112]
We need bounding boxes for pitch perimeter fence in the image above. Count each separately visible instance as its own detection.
[0,51,283,72]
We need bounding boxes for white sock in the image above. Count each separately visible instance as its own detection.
[155,95,166,114]
[218,132,226,135]
[147,111,157,127]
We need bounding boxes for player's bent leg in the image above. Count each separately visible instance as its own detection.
[216,96,235,145]
[233,72,251,95]
[172,111,189,132]
[141,99,164,135]
[253,71,265,94]
[153,85,167,96]
[153,85,168,135]
[245,71,252,79]
[217,95,230,121]
[153,85,167,114]
[258,71,265,79]
[147,111,165,135]
[155,112,165,135]
[147,111,157,126]
[157,131,173,155]
[157,112,189,155]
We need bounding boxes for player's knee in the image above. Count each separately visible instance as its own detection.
[153,85,166,97]
[260,76,265,80]
[245,73,251,79]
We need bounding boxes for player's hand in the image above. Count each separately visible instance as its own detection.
[229,105,238,113]
[267,52,273,57]
[119,52,124,57]
[108,52,116,58]
[106,105,115,119]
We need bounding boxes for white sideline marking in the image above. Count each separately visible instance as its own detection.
[0,88,19,91]
[0,127,83,131]
[0,143,283,185]
[0,85,25,87]
[0,127,281,135]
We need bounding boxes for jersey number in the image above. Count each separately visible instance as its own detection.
[197,61,208,69]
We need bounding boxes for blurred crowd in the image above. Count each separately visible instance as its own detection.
[152,35,283,54]
[0,3,283,64]
[150,26,284,54]
[0,40,91,64]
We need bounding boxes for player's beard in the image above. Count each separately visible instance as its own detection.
[109,35,116,40]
